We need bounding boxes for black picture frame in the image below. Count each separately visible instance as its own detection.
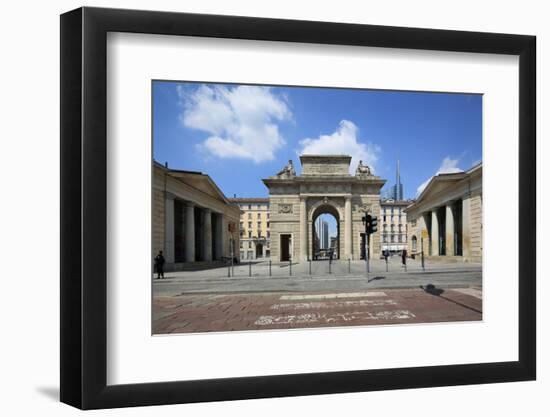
[60,6,536,410]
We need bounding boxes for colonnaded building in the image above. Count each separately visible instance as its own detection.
[405,163,482,263]
[262,155,386,262]
[153,162,241,270]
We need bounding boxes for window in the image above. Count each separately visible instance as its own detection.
[258,231,262,238]
[240,221,243,229]
[398,234,402,243]
[248,222,252,228]
[267,222,270,228]
[267,213,270,219]
[412,236,417,251]
[248,205,251,210]
[248,231,252,238]
[257,213,261,219]
[248,242,252,249]
[248,213,252,219]
[257,222,261,229]
[267,231,270,238]
[391,234,395,243]
[240,242,243,249]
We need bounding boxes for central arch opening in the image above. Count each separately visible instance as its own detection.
[311,204,340,260]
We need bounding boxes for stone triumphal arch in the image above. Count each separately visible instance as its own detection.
[262,155,386,263]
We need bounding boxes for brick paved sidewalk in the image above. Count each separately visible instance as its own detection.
[153,287,482,334]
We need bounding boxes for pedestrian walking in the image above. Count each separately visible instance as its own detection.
[383,249,389,262]
[154,250,165,279]
[401,249,407,267]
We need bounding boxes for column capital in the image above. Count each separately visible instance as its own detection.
[165,191,177,200]
[185,201,195,208]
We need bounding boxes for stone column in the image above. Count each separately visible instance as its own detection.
[203,208,213,261]
[220,214,227,258]
[345,196,353,260]
[422,213,431,255]
[462,197,471,259]
[214,213,224,260]
[445,204,455,256]
[431,209,439,256]
[164,193,175,263]
[299,196,308,261]
[184,202,195,262]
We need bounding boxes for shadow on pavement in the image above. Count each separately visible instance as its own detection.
[420,284,482,314]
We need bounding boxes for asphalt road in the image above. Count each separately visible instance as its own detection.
[153,266,482,296]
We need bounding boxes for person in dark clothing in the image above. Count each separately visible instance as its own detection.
[383,250,389,262]
[154,250,165,279]
[401,249,407,267]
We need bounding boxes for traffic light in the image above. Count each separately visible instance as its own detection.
[370,216,378,234]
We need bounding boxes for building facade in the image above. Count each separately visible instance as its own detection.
[153,162,241,270]
[262,155,385,262]
[228,198,271,260]
[380,199,413,254]
[405,163,482,263]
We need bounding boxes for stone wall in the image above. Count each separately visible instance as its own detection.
[468,192,483,262]
[300,155,351,176]
[152,174,166,258]
[269,195,301,261]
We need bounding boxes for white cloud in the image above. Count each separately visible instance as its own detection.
[416,156,463,195]
[178,84,292,163]
[297,120,380,174]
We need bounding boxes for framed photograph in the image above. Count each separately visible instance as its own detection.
[60,6,536,409]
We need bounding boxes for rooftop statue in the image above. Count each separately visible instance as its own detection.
[275,159,296,178]
[355,160,372,177]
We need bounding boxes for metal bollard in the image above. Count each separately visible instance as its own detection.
[386,257,388,272]
[328,259,332,274]
[269,260,272,276]
[348,258,351,274]
[228,263,231,277]
[309,259,312,275]
[289,260,292,276]
[249,262,252,277]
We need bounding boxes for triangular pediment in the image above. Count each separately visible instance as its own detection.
[169,171,229,203]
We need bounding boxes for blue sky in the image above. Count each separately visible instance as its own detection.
[153,81,482,203]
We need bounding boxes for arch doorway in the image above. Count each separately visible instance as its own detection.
[311,204,340,260]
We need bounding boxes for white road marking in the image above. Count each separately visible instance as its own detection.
[451,288,483,300]
[254,310,415,326]
[271,300,397,310]
[279,291,387,301]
